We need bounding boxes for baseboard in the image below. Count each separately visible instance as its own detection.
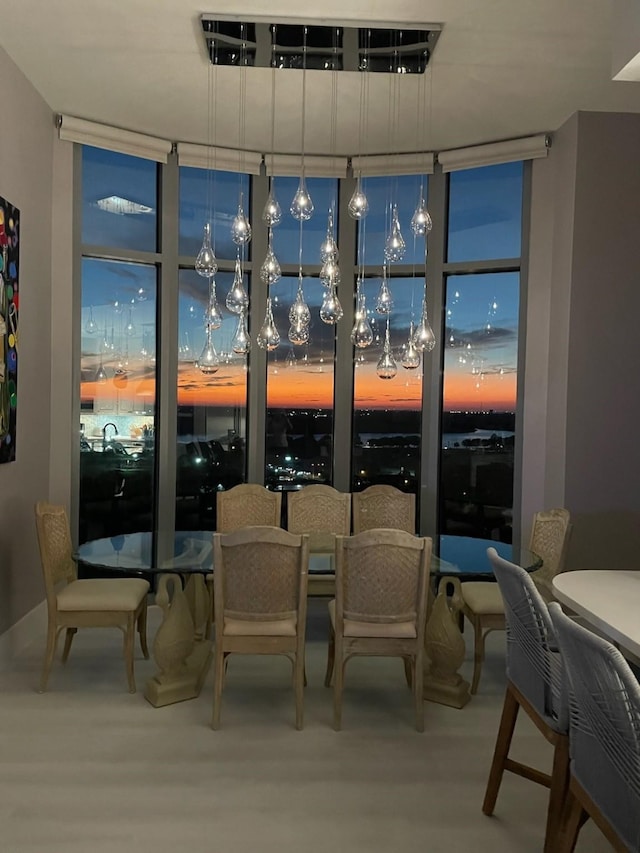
[0,599,47,667]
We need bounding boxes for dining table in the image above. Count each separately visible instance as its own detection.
[77,530,541,709]
[552,570,640,660]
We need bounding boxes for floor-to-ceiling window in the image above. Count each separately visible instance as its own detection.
[79,147,159,544]
[439,161,523,542]
[76,145,526,544]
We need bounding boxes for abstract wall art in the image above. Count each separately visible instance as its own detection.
[0,196,19,463]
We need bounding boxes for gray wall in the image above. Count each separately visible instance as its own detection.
[0,45,54,633]
[525,111,640,568]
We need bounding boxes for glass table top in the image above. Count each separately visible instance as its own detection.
[77,531,540,579]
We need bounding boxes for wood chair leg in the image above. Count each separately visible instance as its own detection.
[403,656,413,688]
[61,627,77,663]
[204,579,214,640]
[483,686,520,815]
[124,613,136,693]
[211,646,225,730]
[324,628,335,687]
[470,616,485,695]
[544,736,570,853]
[414,652,424,732]
[333,645,345,731]
[556,791,584,853]
[39,622,59,693]
[138,602,149,659]
[294,654,305,731]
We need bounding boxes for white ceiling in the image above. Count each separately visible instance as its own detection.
[1,0,640,156]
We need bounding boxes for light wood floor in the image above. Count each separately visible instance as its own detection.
[0,599,612,853]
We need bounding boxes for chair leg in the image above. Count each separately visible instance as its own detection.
[39,622,59,693]
[294,653,305,731]
[470,615,485,695]
[544,735,570,853]
[211,646,225,730]
[556,790,584,853]
[414,651,425,732]
[124,613,136,693]
[333,642,345,731]
[61,627,77,663]
[403,656,413,688]
[482,686,520,815]
[205,579,214,640]
[324,628,335,687]
[138,602,149,659]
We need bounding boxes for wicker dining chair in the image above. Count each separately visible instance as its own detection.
[483,547,569,853]
[549,602,640,852]
[212,526,309,730]
[35,501,149,693]
[287,484,350,596]
[460,508,571,694]
[351,485,416,534]
[205,484,283,637]
[325,529,431,731]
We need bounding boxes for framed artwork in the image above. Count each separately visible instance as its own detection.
[0,196,19,463]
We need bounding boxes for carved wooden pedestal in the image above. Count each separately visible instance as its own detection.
[144,573,213,708]
[423,577,471,709]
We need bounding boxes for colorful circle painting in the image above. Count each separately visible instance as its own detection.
[0,197,19,463]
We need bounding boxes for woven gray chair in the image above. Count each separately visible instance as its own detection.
[325,529,431,731]
[483,547,569,853]
[549,602,640,852]
[212,526,309,730]
[461,508,571,694]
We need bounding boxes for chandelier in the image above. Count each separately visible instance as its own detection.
[194,22,437,379]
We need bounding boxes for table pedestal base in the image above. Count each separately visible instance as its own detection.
[423,578,471,709]
[144,573,213,708]
[145,639,212,707]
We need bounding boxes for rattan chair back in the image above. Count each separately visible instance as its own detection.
[287,484,350,552]
[216,483,282,533]
[351,485,416,534]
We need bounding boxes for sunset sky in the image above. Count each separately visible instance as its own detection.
[81,154,521,413]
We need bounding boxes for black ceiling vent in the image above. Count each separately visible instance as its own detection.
[201,18,441,73]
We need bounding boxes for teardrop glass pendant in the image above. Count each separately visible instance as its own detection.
[320,283,343,325]
[262,180,282,227]
[231,309,251,355]
[195,222,218,277]
[351,292,374,349]
[285,348,297,369]
[95,359,108,384]
[197,325,220,375]
[413,299,436,352]
[320,209,339,262]
[204,279,223,330]
[320,257,341,287]
[85,306,98,335]
[226,256,249,314]
[288,318,309,346]
[124,308,137,337]
[411,197,433,236]
[290,176,314,221]
[348,177,369,219]
[256,296,280,351]
[377,321,397,380]
[384,205,406,262]
[260,234,282,285]
[401,323,421,370]
[231,195,252,246]
[375,268,394,315]
[288,279,311,328]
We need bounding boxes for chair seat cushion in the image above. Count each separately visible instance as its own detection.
[461,581,505,615]
[328,599,417,639]
[223,616,297,637]
[57,578,149,612]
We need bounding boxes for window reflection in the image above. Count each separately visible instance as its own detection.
[82,147,158,253]
[176,269,248,530]
[79,259,157,543]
